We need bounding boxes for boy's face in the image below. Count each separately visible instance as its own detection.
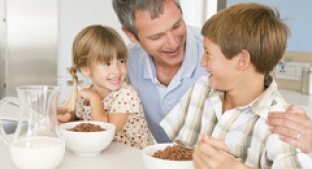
[200,37,239,90]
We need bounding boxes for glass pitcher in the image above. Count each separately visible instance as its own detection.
[0,85,65,169]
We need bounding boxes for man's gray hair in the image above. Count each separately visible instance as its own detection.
[112,0,182,40]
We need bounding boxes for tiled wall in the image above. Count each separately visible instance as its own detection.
[271,51,312,91]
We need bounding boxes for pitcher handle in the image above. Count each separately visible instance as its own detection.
[0,97,20,146]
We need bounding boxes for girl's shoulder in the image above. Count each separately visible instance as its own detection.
[109,81,139,98]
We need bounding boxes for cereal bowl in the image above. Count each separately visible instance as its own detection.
[59,121,115,157]
[142,143,195,169]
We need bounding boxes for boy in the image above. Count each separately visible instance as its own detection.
[160,3,312,168]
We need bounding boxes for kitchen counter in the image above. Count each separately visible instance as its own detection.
[0,141,145,169]
[0,102,145,169]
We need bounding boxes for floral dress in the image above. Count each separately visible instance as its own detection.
[76,81,154,149]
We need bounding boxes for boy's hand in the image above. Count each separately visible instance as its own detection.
[267,104,312,153]
[193,135,244,169]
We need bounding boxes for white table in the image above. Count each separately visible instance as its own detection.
[0,141,145,169]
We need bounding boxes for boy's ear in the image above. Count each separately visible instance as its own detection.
[121,26,138,42]
[80,66,91,76]
[236,49,251,70]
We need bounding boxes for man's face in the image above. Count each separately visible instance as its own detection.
[133,0,187,68]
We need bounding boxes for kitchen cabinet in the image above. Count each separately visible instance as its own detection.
[0,0,57,99]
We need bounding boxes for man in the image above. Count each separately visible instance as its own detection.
[111,0,312,153]
[112,0,206,142]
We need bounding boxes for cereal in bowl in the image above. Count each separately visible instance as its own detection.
[66,123,105,132]
[152,144,194,161]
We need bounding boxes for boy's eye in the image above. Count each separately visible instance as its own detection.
[103,62,110,66]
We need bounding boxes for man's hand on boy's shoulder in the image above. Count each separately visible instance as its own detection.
[267,105,312,153]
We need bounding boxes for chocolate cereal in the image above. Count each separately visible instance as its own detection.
[152,144,194,161]
[67,123,106,132]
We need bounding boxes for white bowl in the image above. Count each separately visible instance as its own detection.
[59,121,115,157]
[142,143,195,169]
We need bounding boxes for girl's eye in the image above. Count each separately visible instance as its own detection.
[118,59,125,64]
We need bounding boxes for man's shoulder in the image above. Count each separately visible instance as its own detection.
[127,42,145,56]
[186,25,203,41]
[126,43,147,70]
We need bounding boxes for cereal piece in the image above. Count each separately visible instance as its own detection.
[67,123,106,132]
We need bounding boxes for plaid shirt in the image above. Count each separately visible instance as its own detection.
[160,76,312,168]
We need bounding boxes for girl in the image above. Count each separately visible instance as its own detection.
[58,25,154,149]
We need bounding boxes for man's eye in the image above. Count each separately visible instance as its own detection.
[150,35,161,40]
[173,23,180,29]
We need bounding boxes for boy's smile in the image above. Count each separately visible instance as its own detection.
[200,37,238,91]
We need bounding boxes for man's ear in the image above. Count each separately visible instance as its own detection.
[236,49,251,69]
[121,26,138,42]
[80,66,91,76]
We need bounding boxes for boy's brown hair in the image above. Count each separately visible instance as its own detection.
[201,3,290,75]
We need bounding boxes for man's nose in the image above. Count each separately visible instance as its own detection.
[165,32,179,48]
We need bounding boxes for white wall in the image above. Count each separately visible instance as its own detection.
[181,0,217,28]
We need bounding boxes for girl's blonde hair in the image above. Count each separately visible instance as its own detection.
[59,25,128,112]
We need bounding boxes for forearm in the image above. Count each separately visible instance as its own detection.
[89,96,108,122]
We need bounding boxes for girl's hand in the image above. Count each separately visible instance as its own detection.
[57,113,72,124]
[267,104,312,153]
[79,88,100,103]
[193,135,246,169]
[79,88,107,122]
[56,107,76,124]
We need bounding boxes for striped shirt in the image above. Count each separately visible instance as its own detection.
[160,76,312,168]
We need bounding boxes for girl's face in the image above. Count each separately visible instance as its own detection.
[200,37,239,91]
[85,55,127,92]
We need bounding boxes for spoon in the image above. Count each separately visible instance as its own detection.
[175,140,239,158]
[175,140,195,150]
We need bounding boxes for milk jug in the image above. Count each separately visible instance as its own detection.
[0,85,65,169]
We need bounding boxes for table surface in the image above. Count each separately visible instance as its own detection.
[0,141,146,169]
[1,89,312,168]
